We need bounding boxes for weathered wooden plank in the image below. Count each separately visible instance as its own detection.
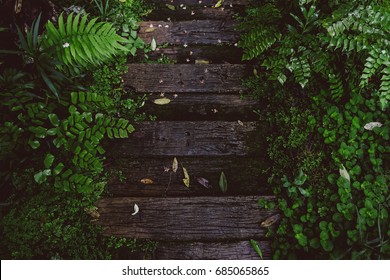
[156,241,271,260]
[124,64,249,93]
[107,121,264,156]
[146,6,245,21]
[95,196,278,241]
[142,94,259,121]
[138,20,238,45]
[150,0,249,5]
[107,156,270,196]
[147,46,244,64]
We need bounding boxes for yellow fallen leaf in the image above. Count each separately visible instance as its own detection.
[140,178,154,184]
[144,27,156,33]
[84,207,100,219]
[172,157,178,173]
[153,97,171,105]
[166,4,176,10]
[182,166,190,188]
[260,214,281,228]
[195,59,210,64]
[213,0,224,8]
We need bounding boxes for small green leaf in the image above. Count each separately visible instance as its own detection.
[28,139,40,149]
[44,153,55,169]
[250,239,263,260]
[48,114,59,126]
[53,163,65,176]
[219,171,227,193]
[34,171,48,184]
[166,4,176,10]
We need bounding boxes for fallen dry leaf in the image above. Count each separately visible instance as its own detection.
[260,214,281,228]
[172,157,178,173]
[84,207,100,219]
[144,27,156,33]
[195,59,210,64]
[196,177,212,188]
[182,166,190,188]
[132,204,139,215]
[153,97,171,105]
[140,178,154,184]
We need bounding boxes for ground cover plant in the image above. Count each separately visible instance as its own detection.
[238,0,389,259]
[0,0,157,259]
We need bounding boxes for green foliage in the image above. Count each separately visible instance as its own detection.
[240,0,389,259]
[43,13,129,70]
[0,1,150,259]
[239,0,390,109]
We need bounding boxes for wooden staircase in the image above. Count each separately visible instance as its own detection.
[97,0,278,259]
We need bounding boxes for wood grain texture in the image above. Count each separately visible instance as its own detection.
[155,240,271,259]
[142,93,259,121]
[107,121,263,156]
[138,20,238,45]
[95,196,278,241]
[107,156,271,196]
[125,64,249,93]
[150,0,249,5]
[147,46,244,64]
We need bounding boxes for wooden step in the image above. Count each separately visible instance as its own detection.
[146,6,245,21]
[95,196,278,241]
[142,93,259,121]
[107,121,263,157]
[147,46,244,64]
[150,0,249,6]
[138,20,238,45]
[125,64,249,93]
[156,241,271,260]
[107,156,270,196]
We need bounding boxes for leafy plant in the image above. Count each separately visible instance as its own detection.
[0,0,150,259]
[240,0,389,259]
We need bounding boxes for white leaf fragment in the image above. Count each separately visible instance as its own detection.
[339,164,350,182]
[172,157,178,173]
[132,203,139,215]
[364,122,383,130]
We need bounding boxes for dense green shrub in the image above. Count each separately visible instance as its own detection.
[239,0,389,259]
[0,1,154,259]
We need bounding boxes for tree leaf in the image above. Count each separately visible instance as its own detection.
[166,4,176,10]
[339,164,350,182]
[153,97,171,105]
[260,214,281,227]
[363,122,383,130]
[214,0,224,8]
[151,37,157,51]
[34,171,47,184]
[250,239,263,260]
[195,59,210,64]
[84,206,100,219]
[172,157,178,173]
[219,171,227,193]
[131,203,139,215]
[44,153,55,169]
[182,166,190,188]
[196,177,212,188]
[144,27,156,33]
[140,178,154,184]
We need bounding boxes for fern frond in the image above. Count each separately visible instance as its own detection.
[328,71,344,102]
[240,29,281,60]
[287,56,311,88]
[378,66,390,110]
[42,13,129,69]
